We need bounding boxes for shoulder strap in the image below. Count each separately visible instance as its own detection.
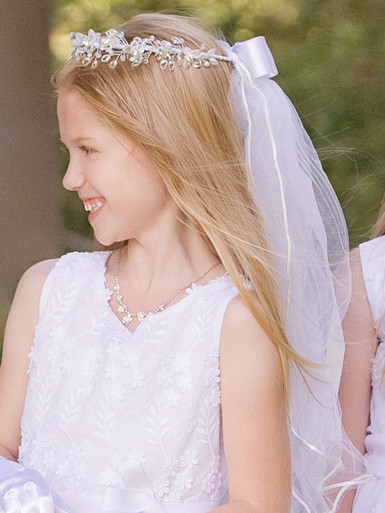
[359,236,385,330]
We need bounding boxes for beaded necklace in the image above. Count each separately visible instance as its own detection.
[113,248,221,325]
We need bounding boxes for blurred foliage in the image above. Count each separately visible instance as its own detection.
[52,0,385,248]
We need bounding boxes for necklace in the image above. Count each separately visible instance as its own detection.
[113,249,221,325]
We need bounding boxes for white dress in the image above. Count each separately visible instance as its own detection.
[18,251,239,513]
[353,236,385,512]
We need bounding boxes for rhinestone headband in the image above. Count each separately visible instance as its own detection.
[70,29,233,70]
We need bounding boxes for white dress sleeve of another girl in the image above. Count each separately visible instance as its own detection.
[353,235,385,513]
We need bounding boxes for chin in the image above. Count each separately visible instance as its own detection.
[93,231,116,248]
[94,231,128,249]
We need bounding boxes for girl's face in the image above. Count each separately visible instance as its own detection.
[57,88,174,246]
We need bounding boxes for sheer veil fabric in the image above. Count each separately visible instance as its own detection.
[219,37,371,512]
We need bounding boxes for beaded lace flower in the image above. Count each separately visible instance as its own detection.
[70,29,232,70]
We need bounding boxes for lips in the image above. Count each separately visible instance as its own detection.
[83,199,103,214]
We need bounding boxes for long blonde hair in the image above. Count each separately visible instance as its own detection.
[53,13,307,395]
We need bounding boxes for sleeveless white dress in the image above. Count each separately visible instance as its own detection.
[353,236,385,512]
[18,251,239,513]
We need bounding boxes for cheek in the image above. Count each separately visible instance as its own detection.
[113,152,171,214]
[137,186,169,214]
[149,182,172,214]
[133,169,169,208]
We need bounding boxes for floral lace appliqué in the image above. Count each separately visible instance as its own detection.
[19,251,238,509]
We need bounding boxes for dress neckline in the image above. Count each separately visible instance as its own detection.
[100,251,231,336]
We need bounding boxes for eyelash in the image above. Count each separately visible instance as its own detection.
[78,145,95,155]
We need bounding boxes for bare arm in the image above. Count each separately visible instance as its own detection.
[0,259,57,461]
[214,296,291,513]
[338,248,378,512]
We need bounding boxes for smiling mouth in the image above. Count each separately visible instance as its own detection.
[84,200,103,214]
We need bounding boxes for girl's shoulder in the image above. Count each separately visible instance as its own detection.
[220,294,281,376]
[17,258,59,302]
[21,251,111,291]
[18,251,111,318]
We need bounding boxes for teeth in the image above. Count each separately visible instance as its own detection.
[84,200,103,213]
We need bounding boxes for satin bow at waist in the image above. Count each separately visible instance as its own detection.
[68,495,216,513]
[103,464,218,513]
[66,463,219,513]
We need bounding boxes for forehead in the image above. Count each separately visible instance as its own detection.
[57,89,105,139]
[57,88,137,155]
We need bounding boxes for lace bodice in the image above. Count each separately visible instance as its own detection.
[19,251,239,513]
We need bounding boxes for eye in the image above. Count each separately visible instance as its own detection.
[78,145,96,156]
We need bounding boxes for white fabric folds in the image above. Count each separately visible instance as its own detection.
[0,457,74,513]
[218,37,371,512]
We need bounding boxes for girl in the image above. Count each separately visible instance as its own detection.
[340,198,385,512]
[0,13,365,513]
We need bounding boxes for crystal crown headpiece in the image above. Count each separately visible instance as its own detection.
[70,29,233,70]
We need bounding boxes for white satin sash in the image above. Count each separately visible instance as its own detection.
[101,464,216,513]
[61,463,218,513]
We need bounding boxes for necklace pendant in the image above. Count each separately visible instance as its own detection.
[122,313,133,325]
[113,249,220,327]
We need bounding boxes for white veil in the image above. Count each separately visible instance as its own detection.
[67,26,370,511]
[219,37,371,512]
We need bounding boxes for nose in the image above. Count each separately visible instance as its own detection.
[62,160,86,191]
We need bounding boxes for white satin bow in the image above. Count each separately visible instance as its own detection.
[101,463,216,513]
[218,36,278,79]
[102,464,163,513]
[0,458,74,513]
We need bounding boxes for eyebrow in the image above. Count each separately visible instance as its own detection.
[60,137,97,145]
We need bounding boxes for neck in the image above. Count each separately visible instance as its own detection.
[108,217,221,294]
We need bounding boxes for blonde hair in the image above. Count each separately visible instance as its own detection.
[53,13,307,395]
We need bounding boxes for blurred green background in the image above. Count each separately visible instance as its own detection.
[1,0,385,353]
